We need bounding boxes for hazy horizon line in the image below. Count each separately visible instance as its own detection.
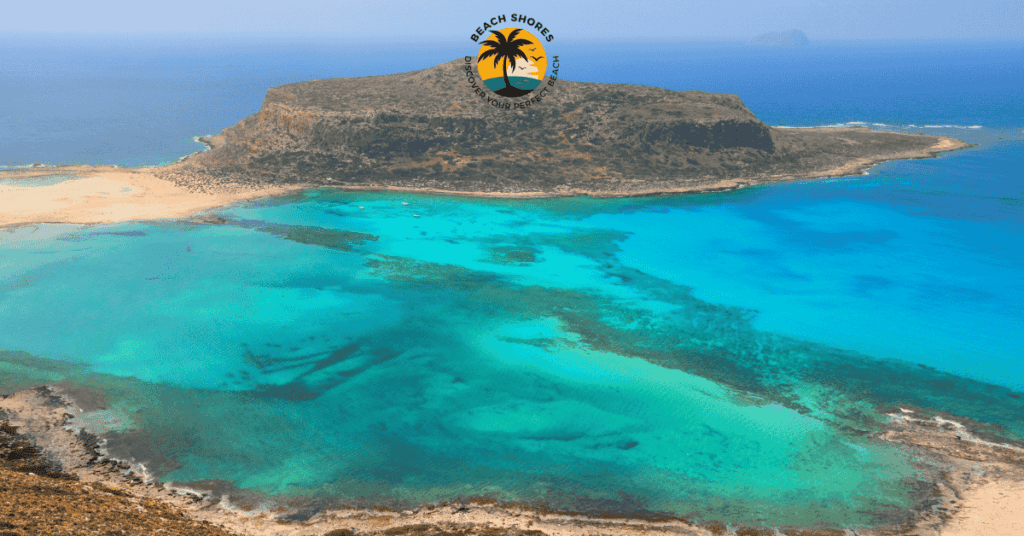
[3,31,1022,44]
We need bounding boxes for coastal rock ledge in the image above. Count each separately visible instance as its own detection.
[164,58,968,197]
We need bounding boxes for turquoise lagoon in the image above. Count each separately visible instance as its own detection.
[483,76,542,93]
[2,38,1024,528]
[1,127,1023,527]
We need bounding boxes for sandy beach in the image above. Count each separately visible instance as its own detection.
[0,134,969,229]
[0,164,297,228]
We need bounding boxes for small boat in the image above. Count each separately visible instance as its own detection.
[358,206,365,209]
[413,214,420,218]
[402,202,409,206]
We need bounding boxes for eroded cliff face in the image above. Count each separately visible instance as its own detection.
[174,58,953,195]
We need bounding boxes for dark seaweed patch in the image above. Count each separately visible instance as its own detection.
[485,246,539,265]
[90,231,147,237]
[368,252,1024,444]
[249,343,401,401]
[229,219,378,251]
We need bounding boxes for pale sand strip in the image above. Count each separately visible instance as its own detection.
[1,136,969,228]
[881,412,1024,536]
[0,165,297,228]
[941,479,1024,536]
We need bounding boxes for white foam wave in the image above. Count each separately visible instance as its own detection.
[163,482,211,500]
[174,135,217,163]
[890,410,1024,453]
[775,121,983,130]
[194,135,215,148]
[0,163,55,170]
[908,124,982,129]
[128,461,157,484]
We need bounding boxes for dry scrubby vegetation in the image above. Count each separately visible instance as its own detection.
[1,418,233,536]
[163,59,949,195]
[2,414,552,536]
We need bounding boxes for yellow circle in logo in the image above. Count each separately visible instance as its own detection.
[476,28,548,98]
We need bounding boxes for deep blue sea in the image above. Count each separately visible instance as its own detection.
[1,36,1022,528]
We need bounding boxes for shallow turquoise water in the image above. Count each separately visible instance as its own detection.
[0,173,80,187]
[483,76,542,92]
[2,36,1023,528]
[1,129,1021,527]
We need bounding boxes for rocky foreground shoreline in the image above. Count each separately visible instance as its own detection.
[3,386,1022,536]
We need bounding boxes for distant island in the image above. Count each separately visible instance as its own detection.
[164,58,963,198]
[747,29,810,46]
[0,58,967,227]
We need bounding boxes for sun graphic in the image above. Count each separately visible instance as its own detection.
[476,28,548,98]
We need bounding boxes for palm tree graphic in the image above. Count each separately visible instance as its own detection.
[478,29,534,97]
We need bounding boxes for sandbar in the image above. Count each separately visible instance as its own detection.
[0,164,297,228]
[0,133,968,228]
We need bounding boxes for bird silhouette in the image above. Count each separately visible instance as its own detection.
[531,55,544,61]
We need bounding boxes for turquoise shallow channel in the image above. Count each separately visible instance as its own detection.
[483,76,542,92]
[1,129,1023,528]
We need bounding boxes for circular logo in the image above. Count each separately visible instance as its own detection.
[476,28,547,98]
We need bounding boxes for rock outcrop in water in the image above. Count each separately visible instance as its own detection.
[166,58,965,196]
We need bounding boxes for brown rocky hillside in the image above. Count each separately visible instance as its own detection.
[165,59,963,196]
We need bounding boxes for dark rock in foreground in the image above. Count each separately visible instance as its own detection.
[166,59,965,197]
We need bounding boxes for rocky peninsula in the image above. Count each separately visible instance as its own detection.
[163,58,966,198]
[1,58,968,226]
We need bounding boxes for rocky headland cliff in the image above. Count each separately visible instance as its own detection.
[163,58,967,197]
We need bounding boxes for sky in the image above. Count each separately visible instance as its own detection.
[2,0,1022,41]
